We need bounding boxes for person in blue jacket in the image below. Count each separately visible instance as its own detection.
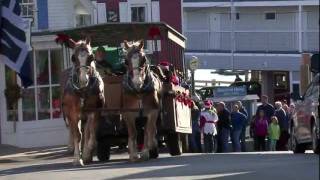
[231,104,247,152]
[235,101,248,152]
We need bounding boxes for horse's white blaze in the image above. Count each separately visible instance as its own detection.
[131,54,144,89]
[78,51,89,86]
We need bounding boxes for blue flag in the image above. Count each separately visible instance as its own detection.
[0,0,33,87]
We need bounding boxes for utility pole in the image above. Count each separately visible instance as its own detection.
[230,0,236,71]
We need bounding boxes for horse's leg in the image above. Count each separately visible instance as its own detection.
[141,110,158,160]
[124,113,139,162]
[82,113,98,163]
[69,115,81,165]
[68,129,75,153]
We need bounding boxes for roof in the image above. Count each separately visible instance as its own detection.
[32,22,186,47]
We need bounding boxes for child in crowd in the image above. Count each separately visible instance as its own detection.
[254,109,269,151]
[268,116,280,151]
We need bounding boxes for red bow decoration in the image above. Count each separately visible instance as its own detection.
[183,97,189,106]
[55,34,69,44]
[55,34,76,48]
[188,99,194,108]
[170,75,179,86]
[159,60,170,67]
[175,92,193,109]
[148,26,161,39]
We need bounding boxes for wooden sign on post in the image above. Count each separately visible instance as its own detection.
[189,56,199,71]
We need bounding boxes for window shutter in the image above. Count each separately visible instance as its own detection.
[119,2,128,22]
[97,3,106,24]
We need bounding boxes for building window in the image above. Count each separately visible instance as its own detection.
[22,49,64,121]
[76,14,91,27]
[130,4,150,51]
[274,73,288,90]
[131,6,146,22]
[20,0,36,27]
[20,0,34,18]
[236,13,240,20]
[229,13,240,20]
[265,12,276,20]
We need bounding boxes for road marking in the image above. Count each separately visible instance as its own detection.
[127,171,252,180]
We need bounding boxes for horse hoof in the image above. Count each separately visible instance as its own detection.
[129,155,140,162]
[82,157,93,164]
[73,159,81,166]
[140,151,150,161]
[79,159,85,166]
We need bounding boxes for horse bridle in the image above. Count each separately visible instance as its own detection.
[70,54,97,91]
[125,50,147,75]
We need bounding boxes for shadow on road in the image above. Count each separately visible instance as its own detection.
[0,152,318,179]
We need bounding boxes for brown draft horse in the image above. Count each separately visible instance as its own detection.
[60,38,105,165]
[122,40,162,162]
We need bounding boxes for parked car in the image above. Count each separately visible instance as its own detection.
[290,73,319,154]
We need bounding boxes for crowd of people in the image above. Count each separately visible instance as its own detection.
[188,95,294,153]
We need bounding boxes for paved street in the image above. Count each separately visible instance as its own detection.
[0,146,318,180]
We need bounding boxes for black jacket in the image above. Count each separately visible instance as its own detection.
[218,108,231,129]
[256,103,275,121]
[275,108,288,131]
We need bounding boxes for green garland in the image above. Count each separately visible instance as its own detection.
[4,84,22,109]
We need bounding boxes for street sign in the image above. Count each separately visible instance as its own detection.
[189,56,199,70]
[213,86,247,97]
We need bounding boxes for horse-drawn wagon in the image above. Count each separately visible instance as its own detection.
[44,22,192,164]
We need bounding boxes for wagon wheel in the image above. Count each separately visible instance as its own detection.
[167,132,182,156]
[97,138,111,162]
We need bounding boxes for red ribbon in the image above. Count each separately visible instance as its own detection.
[55,34,70,44]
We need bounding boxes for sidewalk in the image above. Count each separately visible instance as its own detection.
[0,144,70,163]
[0,144,29,157]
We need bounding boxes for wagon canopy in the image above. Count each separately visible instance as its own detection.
[32,22,186,48]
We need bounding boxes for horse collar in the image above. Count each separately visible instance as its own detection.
[69,68,100,97]
[123,65,155,95]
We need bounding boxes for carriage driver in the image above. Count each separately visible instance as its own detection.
[94,46,126,75]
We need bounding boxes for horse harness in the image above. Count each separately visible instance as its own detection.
[67,64,103,99]
[122,59,163,119]
[122,64,157,95]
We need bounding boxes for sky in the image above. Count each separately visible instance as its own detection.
[194,69,242,81]
[193,69,249,88]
